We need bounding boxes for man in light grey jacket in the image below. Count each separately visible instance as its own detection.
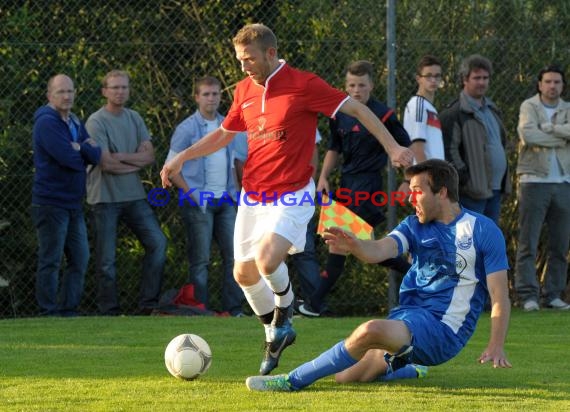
[515,65,570,312]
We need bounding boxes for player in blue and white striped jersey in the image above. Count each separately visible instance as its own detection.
[245,159,511,392]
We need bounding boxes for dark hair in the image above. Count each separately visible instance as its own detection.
[232,23,277,52]
[458,54,492,84]
[346,60,375,79]
[536,65,566,93]
[405,159,459,202]
[194,76,221,96]
[416,55,442,75]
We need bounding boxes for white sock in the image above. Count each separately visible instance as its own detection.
[261,262,294,308]
[241,277,274,317]
[264,324,272,342]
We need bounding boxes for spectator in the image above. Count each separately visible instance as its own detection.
[515,65,570,311]
[246,159,511,392]
[32,74,103,316]
[404,55,445,162]
[86,70,167,316]
[440,54,511,224]
[161,24,414,376]
[297,60,412,317]
[165,76,245,316]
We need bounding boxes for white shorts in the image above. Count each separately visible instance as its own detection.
[234,179,315,262]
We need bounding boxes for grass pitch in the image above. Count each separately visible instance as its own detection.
[1,310,569,411]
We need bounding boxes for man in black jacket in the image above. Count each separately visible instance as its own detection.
[440,54,510,224]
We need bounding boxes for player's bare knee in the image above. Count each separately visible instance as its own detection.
[233,268,245,285]
[234,261,259,286]
[255,255,280,276]
[355,320,386,346]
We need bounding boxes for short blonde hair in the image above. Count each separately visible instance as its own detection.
[232,23,277,52]
[101,70,130,88]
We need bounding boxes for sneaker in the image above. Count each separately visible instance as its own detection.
[272,304,294,327]
[415,364,429,378]
[384,345,414,373]
[293,297,305,315]
[259,325,297,375]
[379,364,428,382]
[297,302,320,318]
[523,300,540,312]
[246,374,293,392]
[546,298,570,310]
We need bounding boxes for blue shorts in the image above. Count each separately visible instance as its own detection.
[387,306,465,366]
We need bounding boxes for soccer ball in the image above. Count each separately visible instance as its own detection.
[164,334,212,380]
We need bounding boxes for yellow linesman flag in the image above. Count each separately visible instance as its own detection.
[317,194,373,240]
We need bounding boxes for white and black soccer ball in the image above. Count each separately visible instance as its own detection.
[164,333,212,380]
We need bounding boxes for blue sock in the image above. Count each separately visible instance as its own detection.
[378,364,420,382]
[288,341,357,389]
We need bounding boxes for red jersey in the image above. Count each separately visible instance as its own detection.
[222,62,348,200]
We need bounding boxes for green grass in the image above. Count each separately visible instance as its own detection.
[1,310,569,411]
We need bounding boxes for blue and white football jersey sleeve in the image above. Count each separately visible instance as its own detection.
[387,216,414,256]
[476,217,509,275]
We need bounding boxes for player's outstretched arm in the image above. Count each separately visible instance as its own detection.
[322,227,398,264]
[478,270,512,368]
[160,128,235,188]
[338,98,414,168]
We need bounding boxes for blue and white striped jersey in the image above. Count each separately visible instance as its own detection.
[388,208,509,347]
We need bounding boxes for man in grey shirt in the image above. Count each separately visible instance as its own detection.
[86,70,166,315]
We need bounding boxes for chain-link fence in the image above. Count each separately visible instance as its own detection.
[2,0,569,318]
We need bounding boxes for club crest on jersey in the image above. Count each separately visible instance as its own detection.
[455,253,467,275]
[456,234,472,250]
[257,116,266,132]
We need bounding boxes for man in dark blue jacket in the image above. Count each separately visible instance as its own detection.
[32,74,103,316]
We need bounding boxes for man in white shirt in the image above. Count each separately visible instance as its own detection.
[404,55,445,162]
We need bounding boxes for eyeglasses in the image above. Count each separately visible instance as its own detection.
[105,85,129,90]
[418,74,442,81]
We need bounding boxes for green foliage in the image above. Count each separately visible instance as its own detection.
[1,311,569,411]
[1,0,569,317]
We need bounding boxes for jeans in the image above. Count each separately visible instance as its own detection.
[179,201,244,314]
[92,200,166,314]
[31,205,89,316]
[515,182,570,303]
[459,190,502,224]
[290,216,321,299]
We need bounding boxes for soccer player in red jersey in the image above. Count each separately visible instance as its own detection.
[161,23,414,375]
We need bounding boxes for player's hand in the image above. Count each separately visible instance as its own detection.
[160,156,182,188]
[322,227,358,255]
[390,146,414,168]
[478,347,512,368]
